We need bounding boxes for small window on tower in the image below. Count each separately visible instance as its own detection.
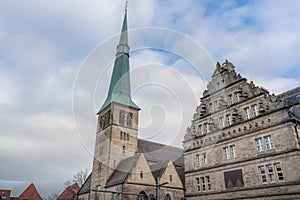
[127,112,133,127]
[119,110,125,125]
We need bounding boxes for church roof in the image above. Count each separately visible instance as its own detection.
[98,9,140,113]
[105,154,141,187]
[137,139,184,166]
[149,160,169,178]
[77,173,91,195]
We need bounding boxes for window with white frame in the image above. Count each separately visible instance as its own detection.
[206,176,211,190]
[230,145,236,158]
[203,152,207,164]
[264,135,274,150]
[255,135,274,151]
[258,165,267,183]
[201,177,206,191]
[255,138,264,151]
[196,152,208,166]
[219,117,225,128]
[195,176,211,192]
[204,123,208,133]
[214,101,218,111]
[258,163,284,184]
[226,114,232,126]
[252,104,259,117]
[244,107,251,120]
[195,178,201,191]
[224,147,230,159]
[224,145,236,159]
[196,154,201,166]
[228,94,233,105]
[198,124,202,135]
[235,93,240,103]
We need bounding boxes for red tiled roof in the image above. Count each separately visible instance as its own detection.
[18,183,42,200]
[57,183,80,200]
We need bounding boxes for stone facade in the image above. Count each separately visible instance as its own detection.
[183,60,300,199]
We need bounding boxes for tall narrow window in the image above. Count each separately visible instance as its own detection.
[252,104,259,117]
[126,112,133,127]
[119,110,125,125]
[214,101,218,111]
[244,107,251,120]
[196,178,201,192]
[230,145,236,158]
[203,153,207,164]
[266,164,275,183]
[196,154,201,166]
[224,147,230,159]
[274,163,284,181]
[126,133,129,140]
[255,138,264,151]
[198,124,202,135]
[264,135,274,150]
[206,176,211,191]
[258,166,267,183]
[219,117,225,128]
[201,177,206,191]
[122,146,125,155]
[226,114,232,126]
[140,171,143,179]
[204,123,208,133]
[228,94,233,105]
[169,175,173,182]
[235,93,240,103]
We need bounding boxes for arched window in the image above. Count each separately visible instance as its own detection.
[164,193,171,200]
[137,191,148,200]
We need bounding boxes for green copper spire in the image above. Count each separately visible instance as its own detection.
[99,7,140,113]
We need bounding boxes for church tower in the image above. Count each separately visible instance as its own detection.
[90,4,140,198]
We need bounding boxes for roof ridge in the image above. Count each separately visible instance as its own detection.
[138,139,183,150]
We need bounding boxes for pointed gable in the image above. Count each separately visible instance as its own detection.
[158,161,184,188]
[57,183,80,200]
[126,153,156,185]
[18,183,42,200]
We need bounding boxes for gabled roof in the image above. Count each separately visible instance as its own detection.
[77,173,92,195]
[137,139,184,166]
[105,154,141,187]
[150,160,169,178]
[57,183,79,200]
[18,183,42,200]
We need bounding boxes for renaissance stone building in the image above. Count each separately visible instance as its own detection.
[76,4,300,200]
[183,61,300,199]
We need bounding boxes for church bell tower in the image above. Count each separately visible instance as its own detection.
[90,3,140,198]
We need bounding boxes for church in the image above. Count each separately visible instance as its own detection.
[76,4,300,200]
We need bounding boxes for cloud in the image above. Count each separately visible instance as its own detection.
[0,0,300,197]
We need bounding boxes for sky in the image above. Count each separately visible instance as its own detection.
[1,0,300,198]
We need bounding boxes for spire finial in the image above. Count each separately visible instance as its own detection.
[125,1,128,12]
